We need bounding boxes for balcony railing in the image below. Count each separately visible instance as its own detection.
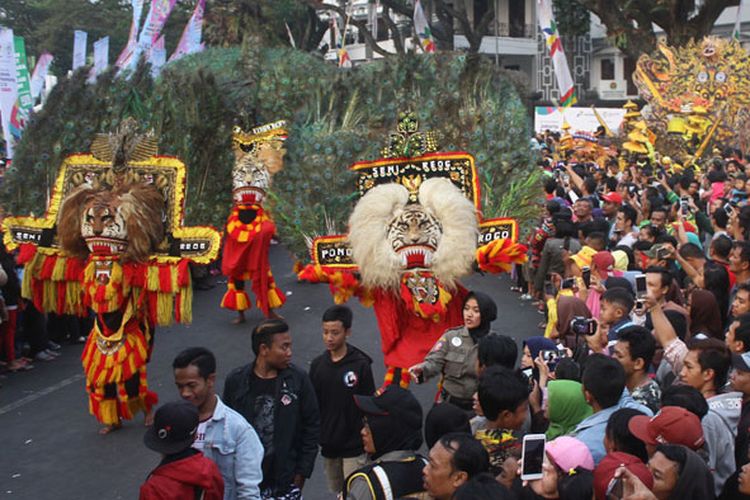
[486,22,535,38]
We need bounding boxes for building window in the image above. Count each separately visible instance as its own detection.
[600,58,615,80]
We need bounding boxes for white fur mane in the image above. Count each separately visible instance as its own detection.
[347,178,478,290]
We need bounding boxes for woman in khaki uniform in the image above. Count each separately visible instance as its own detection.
[408,291,497,411]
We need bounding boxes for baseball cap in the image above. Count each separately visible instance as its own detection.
[601,192,623,204]
[354,385,422,430]
[594,452,653,500]
[143,401,199,455]
[591,251,615,279]
[628,406,704,450]
[546,436,595,472]
[733,351,750,372]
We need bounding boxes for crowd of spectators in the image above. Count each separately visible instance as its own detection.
[8,131,750,500]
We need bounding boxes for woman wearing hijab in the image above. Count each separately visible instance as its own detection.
[689,289,724,339]
[554,295,592,348]
[409,291,497,411]
[545,380,593,440]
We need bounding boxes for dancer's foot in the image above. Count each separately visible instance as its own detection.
[98,422,122,435]
[232,311,246,325]
[144,409,154,427]
[268,309,284,320]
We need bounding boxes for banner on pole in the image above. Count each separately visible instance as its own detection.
[30,52,53,100]
[414,0,436,53]
[135,0,177,66]
[169,0,206,62]
[149,35,166,77]
[9,36,33,141]
[72,30,88,70]
[0,28,19,158]
[116,0,145,69]
[537,0,577,107]
[92,36,110,79]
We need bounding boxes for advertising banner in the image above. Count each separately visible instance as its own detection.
[135,0,177,65]
[0,28,18,158]
[534,106,625,134]
[115,0,145,69]
[9,36,33,141]
[169,0,205,62]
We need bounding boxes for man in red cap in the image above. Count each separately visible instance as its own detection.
[601,191,622,240]
[627,406,705,456]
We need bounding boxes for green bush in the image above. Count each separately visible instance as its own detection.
[2,48,540,259]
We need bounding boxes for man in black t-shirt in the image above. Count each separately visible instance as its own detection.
[223,319,320,500]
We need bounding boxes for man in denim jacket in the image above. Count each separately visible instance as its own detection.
[174,347,264,500]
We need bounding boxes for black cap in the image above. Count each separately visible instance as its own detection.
[354,386,422,429]
[733,352,750,372]
[143,401,199,454]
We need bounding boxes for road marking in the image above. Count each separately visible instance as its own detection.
[0,373,84,416]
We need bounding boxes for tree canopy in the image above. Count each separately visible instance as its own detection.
[577,0,740,59]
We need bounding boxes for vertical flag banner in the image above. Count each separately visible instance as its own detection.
[368,0,379,40]
[88,36,109,83]
[116,0,145,69]
[169,0,206,62]
[149,35,166,77]
[72,30,88,70]
[30,52,53,100]
[93,37,110,77]
[0,28,19,158]
[414,0,436,53]
[537,0,577,107]
[735,0,749,39]
[9,36,33,142]
[337,8,352,68]
[135,0,177,66]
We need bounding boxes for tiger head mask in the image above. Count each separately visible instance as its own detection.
[348,178,478,290]
[231,121,287,206]
[58,183,166,262]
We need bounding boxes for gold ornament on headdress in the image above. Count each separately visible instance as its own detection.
[232,120,288,155]
[88,118,160,188]
[382,111,439,159]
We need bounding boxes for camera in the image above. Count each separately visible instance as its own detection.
[570,316,597,336]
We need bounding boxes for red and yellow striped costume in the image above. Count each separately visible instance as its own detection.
[221,204,285,317]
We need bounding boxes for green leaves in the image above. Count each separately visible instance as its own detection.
[3,48,538,261]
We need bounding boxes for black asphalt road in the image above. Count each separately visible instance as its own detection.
[0,245,541,499]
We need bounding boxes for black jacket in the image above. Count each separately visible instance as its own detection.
[223,362,320,493]
[309,344,376,458]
